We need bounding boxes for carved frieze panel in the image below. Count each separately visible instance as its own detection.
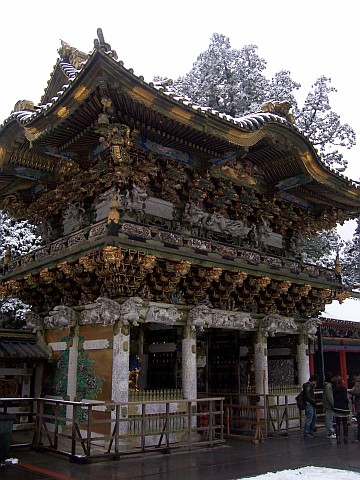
[68,232,87,248]
[187,238,211,251]
[82,297,122,326]
[265,256,283,269]
[302,318,323,340]
[238,251,261,265]
[35,247,50,261]
[121,223,151,238]
[156,231,183,246]
[44,305,77,329]
[304,265,320,278]
[24,311,44,331]
[259,314,298,336]
[187,304,255,331]
[50,240,67,255]
[141,303,182,325]
[215,244,237,258]
[88,223,108,240]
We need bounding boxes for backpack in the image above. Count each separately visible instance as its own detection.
[296,391,305,410]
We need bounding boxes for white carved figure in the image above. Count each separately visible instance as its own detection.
[224,219,248,237]
[187,304,212,330]
[259,314,281,336]
[257,217,273,245]
[259,314,297,336]
[281,316,299,333]
[44,305,77,329]
[211,310,236,328]
[303,318,323,340]
[124,184,148,212]
[183,202,204,228]
[81,297,122,326]
[36,221,54,244]
[63,202,85,225]
[24,311,44,331]
[233,312,255,330]
[120,297,144,326]
[208,310,254,330]
[142,303,181,325]
[183,202,248,238]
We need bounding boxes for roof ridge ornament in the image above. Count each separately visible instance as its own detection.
[58,40,88,69]
[261,100,295,123]
[94,28,118,60]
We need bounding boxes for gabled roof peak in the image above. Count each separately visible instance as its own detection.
[93,28,118,60]
[58,39,88,69]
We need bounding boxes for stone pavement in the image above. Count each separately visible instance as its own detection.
[1,427,360,480]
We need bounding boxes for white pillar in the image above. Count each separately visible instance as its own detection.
[182,326,197,400]
[112,323,130,403]
[66,326,79,421]
[111,322,130,442]
[254,331,268,396]
[33,363,44,398]
[297,334,310,387]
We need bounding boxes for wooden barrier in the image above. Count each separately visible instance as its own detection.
[224,403,265,444]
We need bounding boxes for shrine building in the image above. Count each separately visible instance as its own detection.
[1,29,360,416]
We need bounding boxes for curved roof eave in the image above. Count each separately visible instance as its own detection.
[1,47,359,203]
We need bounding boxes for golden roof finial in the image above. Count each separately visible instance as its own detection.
[107,194,120,225]
[3,247,11,265]
[335,250,342,277]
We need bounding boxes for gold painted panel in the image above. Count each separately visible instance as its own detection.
[55,106,69,118]
[73,85,90,103]
[132,86,155,106]
[170,107,193,121]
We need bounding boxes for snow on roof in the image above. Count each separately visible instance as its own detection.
[321,297,360,323]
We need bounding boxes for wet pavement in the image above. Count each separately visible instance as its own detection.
[1,427,360,480]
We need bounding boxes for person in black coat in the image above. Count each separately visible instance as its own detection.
[303,374,318,438]
[332,375,350,444]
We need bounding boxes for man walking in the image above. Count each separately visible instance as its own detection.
[303,374,318,438]
[322,372,336,438]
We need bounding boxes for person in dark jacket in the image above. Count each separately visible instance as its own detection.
[349,372,360,442]
[303,374,318,438]
[332,375,350,444]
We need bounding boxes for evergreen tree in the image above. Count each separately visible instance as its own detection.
[301,229,342,269]
[172,34,270,117]
[295,76,356,170]
[168,33,356,170]
[341,219,360,288]
[0,211,41,328]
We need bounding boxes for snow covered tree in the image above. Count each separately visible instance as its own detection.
[301,229,342,269]
[168,34,355,170]
[0,211,41,328]
[341,220,360,288]
[295,76,356,170]
[171,34,270,117]
[0,211,40,259]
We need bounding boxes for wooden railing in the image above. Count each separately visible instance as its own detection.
[215,391,314,440]
[1,397,224,463]
[1,391,328,458]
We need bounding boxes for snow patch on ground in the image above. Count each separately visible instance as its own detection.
[240,466,360,479]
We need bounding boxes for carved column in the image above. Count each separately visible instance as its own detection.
[182,326,197,400]
[297,334,310,387]
[112,322,130,403]
[137,328,148,391]
[111,321,130,441]
[66,325,79,421]
[254,331,268,396]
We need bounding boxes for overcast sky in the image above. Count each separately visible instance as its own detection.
[1,0,359,320]
[1,1,358,182]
